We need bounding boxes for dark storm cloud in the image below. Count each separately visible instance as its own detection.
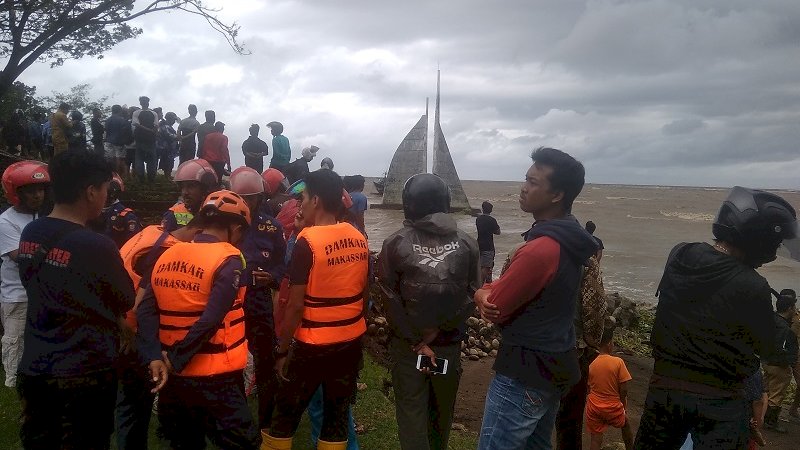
[13,0,800,188]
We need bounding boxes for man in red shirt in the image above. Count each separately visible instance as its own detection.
[201,121,231,182]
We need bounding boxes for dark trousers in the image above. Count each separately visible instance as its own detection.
[160,155,175,179]
[634,385,749,450]
[179,144,196,165]
[158,371,260,450]
[18,369,117,450]
[245,157,264,174]
[209,160,226,183]
[270,339,363,441]
[390,337,462,450]
[556,349,597,450]
[134,141,158,182]
[244,296,278,429]
[114,354,156,450]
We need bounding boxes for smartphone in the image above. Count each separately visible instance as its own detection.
[416,354,448,375]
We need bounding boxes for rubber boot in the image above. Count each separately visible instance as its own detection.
[261,431,293,450]
[317,439,348,450]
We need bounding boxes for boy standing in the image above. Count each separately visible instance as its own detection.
[585,329,633,450]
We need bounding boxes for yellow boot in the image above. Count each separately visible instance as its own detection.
[317,439,347,450]
[261,431,292,450]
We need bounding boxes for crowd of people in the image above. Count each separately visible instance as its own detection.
[0,126,798,450]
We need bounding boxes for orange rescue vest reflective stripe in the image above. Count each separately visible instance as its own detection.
[169,203,193,227]
[294,222,369,345]
[152,241,247,377]
[119,225,178,330]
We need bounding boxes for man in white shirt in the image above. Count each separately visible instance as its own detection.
[0,160,49,387]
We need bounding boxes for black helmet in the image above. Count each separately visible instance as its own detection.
[402,173,450,221]
[712,186,797,267]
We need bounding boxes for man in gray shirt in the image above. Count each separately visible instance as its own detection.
[177,104,200,164]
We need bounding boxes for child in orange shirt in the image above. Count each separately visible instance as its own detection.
[586,328,633,450]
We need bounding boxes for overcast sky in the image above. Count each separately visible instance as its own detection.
[16,0,800,188]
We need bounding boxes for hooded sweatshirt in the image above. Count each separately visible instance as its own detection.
[378,212,481,347]
[651,242,774,392]
[489,216,598,392]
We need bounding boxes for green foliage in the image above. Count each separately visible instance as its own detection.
[40,83,111,119]
[0,80,47,122]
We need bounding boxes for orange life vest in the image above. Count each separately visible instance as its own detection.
[152,241,247,377]
[119,225,178,330]
[294,222,369,345]
[168,202,194,227]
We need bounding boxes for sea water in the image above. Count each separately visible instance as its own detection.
[363,180,800,305]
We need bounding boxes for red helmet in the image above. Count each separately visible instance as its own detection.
[2,160,50,206]
[261,168,288,196]
[200,190,251,226]
[230,166,265,196]
[174,159,218,189]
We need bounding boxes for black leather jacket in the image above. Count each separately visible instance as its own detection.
[377,213,481,346]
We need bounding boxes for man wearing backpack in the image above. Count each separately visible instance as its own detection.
[131,96,158,183]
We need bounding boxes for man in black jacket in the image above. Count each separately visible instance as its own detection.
[762,292,798,432]
[378,173,481,450]
[635,186,798,449]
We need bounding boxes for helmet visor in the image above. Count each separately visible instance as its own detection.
[778,221,800,262]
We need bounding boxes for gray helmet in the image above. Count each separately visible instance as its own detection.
[712,186,797,267]
[402,173,450,221]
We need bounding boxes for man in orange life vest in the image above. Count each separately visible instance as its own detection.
[264,169,370,450]
[114,220,202,450]
[161,158,218,232]
[137,190,261,449]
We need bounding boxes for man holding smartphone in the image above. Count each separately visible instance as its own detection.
[378,173,481,450]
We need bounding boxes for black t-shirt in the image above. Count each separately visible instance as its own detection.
[17,217,135,377]
[288,237,313,284]
[242,136,269,160]
[476,214,500,252]
[594,236,604,250]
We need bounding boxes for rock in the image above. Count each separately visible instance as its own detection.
[466,317,480,329]
[601,442,626,450]
[478,351,488,358]
[489,350,498,357]
[356,382,367,391]
[451,422,468,432]
[468,348,479,356]
[618,296,635,311]
[469,354,480,361]
[491,339,500,350]
[460,341,466,351]
[367,324,377,335]
[461,352,467,359]
[468,336,477,346]
[479,326,493,337]
[373,316,387,327]
[613,306,639,329]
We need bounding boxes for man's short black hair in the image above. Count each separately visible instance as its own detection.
[305,169,344,215]
[531,147,585,212]
[585,220,596,234]
[600,327,615,347]
[482,201,493,214]
[780,289,796,300]
[49,151,112,204]
[214,121,225,132]
[777,294,797,313]
[205,110,215,123]
[139,96,150,105]
[59,102,70,111]
[249,124,259,135]
[111,104,122,115]
[188,104,198,115]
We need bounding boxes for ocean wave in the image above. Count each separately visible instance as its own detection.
[606,196,652,201]
[659,211,714,222]
[574,200,596,205]
[626,214,659,220]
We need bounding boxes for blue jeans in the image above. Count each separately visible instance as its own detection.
[308,386,359,448]
[478,373,560,450]
[134,141,158,182]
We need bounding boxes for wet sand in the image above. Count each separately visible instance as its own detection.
[364,180,800,304]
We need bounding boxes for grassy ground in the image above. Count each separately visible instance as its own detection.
[0,353,478,449]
